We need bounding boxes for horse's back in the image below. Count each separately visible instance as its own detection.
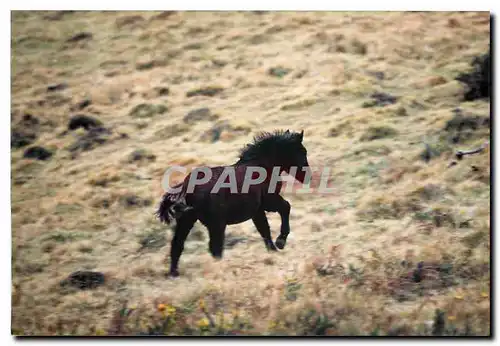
[183,165,267,225]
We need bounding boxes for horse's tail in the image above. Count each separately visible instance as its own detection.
[156,192,177,224]
[156,183,193,224]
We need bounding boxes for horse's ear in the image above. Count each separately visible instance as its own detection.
[285,129,290,134]
[299,130,304,142]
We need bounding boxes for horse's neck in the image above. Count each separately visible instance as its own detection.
[234,160,289,184]
[234,157,288,170]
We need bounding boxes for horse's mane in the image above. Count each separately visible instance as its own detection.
[236,130,299,164]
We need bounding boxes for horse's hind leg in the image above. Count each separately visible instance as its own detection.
[206,221,227,259]
[168,212,197,277]
[252,210,278,251]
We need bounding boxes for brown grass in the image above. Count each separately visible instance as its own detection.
[11,11,490,336]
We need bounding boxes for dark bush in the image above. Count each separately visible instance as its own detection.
[60,271,105,290]
[12,130,36,148]
[68,115,103,131]
[362,92,398,108]
[186,87,224,97]
[455,51,490,101]
[23,146,53,160]
[67,127,111,154]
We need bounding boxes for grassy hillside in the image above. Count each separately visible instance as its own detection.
[11,11,490,336]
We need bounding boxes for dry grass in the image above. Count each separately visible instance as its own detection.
[11,11,490,336]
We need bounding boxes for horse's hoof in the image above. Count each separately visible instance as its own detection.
[275,238,286,250]
[265,239,278,251]
[268,245,278,251]
[266,243,278,251]
[167,270,180,278]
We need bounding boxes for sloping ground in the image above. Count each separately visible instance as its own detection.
[11,11,490,336]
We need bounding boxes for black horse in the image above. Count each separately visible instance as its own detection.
[156,130,310,277]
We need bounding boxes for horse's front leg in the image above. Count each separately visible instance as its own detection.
[252,209,278,251]
[263,194,291,250]
[206,220,227,259]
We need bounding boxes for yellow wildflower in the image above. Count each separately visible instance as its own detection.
[199,298,205,310]
[481,292,489,298]
[268,320,278,329]
[167,306,176,316]
[95,329,106,336]
[448,315,456,321]
[454,294,464,300]
[197,317,210,328]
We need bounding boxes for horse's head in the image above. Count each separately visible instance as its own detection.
[282,130,310,183]
[237,129,311,183]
